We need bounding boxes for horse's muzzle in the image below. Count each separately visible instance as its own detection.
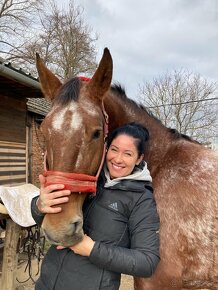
[42,217,84,247]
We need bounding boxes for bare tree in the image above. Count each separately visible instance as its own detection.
[139,69,218,144]
[38,0,97,78]
[1,0,97,79]
[0,0,43,58]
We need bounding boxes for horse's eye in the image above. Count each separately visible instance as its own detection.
[92,130,101,140]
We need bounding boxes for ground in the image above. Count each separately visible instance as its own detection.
[0,249,134,290]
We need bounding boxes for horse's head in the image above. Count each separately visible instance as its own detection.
[36,48,113,246]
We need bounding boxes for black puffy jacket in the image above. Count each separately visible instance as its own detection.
[31,164,160,290]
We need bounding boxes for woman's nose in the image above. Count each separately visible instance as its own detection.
[114,153,123,163]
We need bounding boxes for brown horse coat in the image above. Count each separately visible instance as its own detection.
[36,48,218,290]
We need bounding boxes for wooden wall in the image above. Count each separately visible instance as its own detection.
[0,94,27,186]
[0,94,26,142]
[0,141,26,186]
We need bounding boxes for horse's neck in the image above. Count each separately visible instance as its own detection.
[104,91,172,175]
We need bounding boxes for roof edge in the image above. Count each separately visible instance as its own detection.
[0,62,41,90]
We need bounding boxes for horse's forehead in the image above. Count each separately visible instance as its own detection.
[80,99,99,117]
[52,103,81,131]
[45,100,100,133]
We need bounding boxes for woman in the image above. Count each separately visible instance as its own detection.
[31,122,160,290]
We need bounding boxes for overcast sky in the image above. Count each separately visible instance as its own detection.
[66,0,218,101]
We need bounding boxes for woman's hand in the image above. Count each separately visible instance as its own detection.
[57,235,95,257]
[37,174,71,214]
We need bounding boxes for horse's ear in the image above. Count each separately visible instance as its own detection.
[36,53,62,101]
[87,48,113,103]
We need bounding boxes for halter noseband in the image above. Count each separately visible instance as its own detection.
[42,77,109,196]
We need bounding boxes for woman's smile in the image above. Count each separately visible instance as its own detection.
[112,163,124,169]
[111,163,125,172]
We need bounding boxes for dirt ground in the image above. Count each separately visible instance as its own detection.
[0,249,134,290]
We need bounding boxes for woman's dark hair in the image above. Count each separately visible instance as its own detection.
[107,122,149,157]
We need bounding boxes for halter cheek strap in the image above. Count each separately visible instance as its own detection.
[42,102,108,196]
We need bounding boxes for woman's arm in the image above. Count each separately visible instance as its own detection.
[31,196,45,226]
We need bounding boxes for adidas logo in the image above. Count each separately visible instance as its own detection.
[108,202,118,211]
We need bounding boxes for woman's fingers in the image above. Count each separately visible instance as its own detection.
[47,196,69,207]
[56,245,65,250]
[37,175,71,214]
[42,205,62,214]
[44,184,65,193]
[37,196,65,213]
[39,175,68,194]
[39,191,70,208]
[50,189,71,199]
[39,174,46,188]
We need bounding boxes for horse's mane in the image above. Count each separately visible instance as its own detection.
[53,77,80,106]
[111,83,200,144]
[52,79,199,144]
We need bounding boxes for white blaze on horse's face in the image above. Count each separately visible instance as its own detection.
[52,103,83,132]
[52,107,68,131]
[69,108,83,131]
[75,99,99,169]
[41,97,103,174]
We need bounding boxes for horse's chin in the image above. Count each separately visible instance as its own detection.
[60,233,84,247]
[44,230,84,247]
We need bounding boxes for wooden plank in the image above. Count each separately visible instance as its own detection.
[0,141,25,148]
[0,174,26,181]
[0,148,25,154]
[0,156,26,160]
[1,219,21,290]
[0,162,26,166]
[0,167,25,172]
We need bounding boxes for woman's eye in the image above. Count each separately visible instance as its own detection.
[92,130,101,140]
[110,148,117,152]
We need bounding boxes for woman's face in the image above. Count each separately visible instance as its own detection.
[106,134,144,179]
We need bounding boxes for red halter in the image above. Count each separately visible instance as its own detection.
[43,88,109,196]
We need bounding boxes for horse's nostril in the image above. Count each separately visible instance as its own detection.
[71,220,82,234]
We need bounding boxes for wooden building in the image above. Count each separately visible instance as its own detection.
[0,58,47,290]
[0,58,43,186]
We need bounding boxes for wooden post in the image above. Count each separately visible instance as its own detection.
[1,218,21,290]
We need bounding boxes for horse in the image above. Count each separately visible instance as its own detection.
[36,48,218,290]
